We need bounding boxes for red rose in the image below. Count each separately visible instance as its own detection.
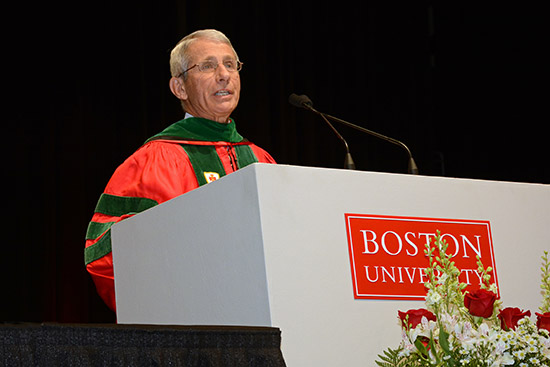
[536,312,550,332]
[464,289,497,318]
[498,307,531,330]
[398,308,436,329]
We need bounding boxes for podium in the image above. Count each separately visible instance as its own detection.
[111,163,550,366]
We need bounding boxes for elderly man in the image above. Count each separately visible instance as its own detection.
[84,29,276,312]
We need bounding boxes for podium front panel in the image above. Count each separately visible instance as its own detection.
[112,167,272,326]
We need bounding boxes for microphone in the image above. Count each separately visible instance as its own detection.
[289,93,419,175]
[289,94,355,170]
[289,93,314,109]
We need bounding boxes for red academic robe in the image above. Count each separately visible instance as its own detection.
[85,118,275,311]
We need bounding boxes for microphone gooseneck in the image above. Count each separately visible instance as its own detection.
[320,112,419,175]
[289,93,419,175]
[289,94,355,170]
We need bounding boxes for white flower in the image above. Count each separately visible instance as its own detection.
[400,329,413,347]
[494,340,508,354]
[462,321,473,335]
[513,350,526,360]
[437,272,448,285]
[477,322,490,337]
[527,345,538,353]
[541,337,550,359]
[497,352,515,366]
[421,315,436,331]
[425,290,442,306]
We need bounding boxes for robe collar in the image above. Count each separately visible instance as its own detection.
[146,114,244,143]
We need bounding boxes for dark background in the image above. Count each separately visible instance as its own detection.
[4,2,547,323]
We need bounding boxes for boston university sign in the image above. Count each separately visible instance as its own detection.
[345,214,499,300]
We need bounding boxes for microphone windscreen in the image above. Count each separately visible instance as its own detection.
[288,93,313,108]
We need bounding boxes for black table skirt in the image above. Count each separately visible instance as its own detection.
[1,323,286,366]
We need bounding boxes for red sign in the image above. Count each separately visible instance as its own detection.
[345,214,499,300]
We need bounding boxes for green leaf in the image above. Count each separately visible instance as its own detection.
[375,347,409,367]
[414,338,428,357]
[439,327,451,354]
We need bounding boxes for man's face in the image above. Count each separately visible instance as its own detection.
[180,39,241,123]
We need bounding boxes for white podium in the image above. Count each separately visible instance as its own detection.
[111,163,550,366]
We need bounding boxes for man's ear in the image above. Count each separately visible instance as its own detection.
[169,77,188,101]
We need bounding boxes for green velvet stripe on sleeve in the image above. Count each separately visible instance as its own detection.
[84,194,159,265]
[94,193,158,216]
[85,230,113,265]
[86,221,115,240]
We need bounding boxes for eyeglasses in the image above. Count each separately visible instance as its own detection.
[179,59,243,77]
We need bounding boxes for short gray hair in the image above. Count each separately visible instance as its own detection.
[169,29,239,78]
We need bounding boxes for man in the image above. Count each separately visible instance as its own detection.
[84,29,276,312]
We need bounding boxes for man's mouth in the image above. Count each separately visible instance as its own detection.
[214,90,231,96]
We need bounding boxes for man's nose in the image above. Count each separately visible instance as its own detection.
[215,64,230,81]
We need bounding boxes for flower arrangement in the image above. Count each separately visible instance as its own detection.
[375,232,550,367]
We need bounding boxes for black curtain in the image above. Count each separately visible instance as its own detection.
[4,2,547,323]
